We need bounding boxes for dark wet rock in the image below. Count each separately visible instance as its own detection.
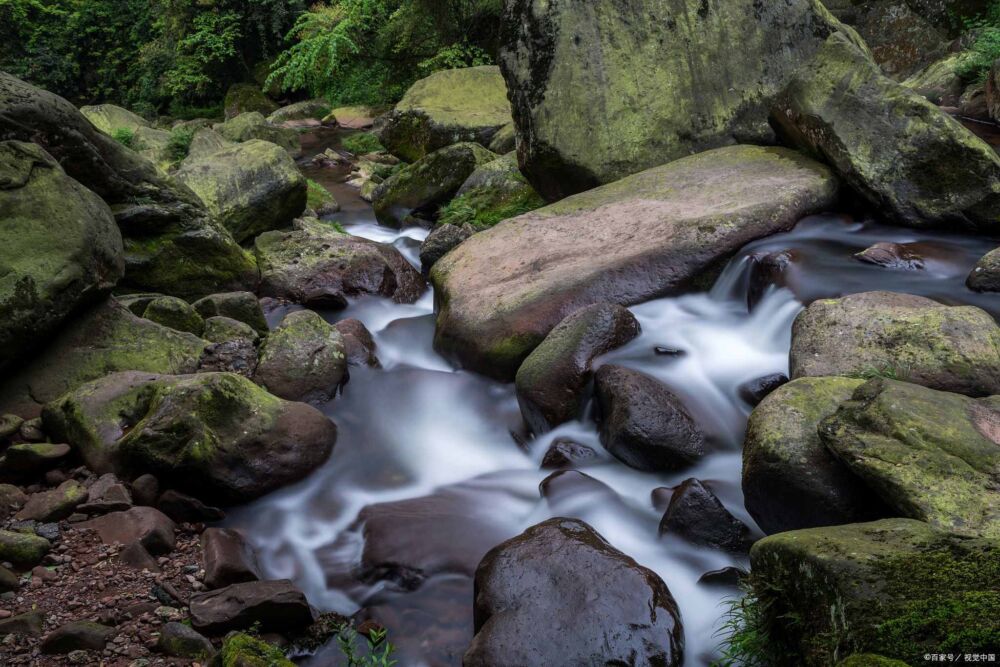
[516,304,640,434]
[750,519,1000,665]
[698,566,747,587]
[43,371,336,504]
[853,241,926,270]
[117,541,160,572]
[334,319,379,368]
[431,146,836,380]
[0,610,45,636]
[538,470,619,508]
[0,72,256,298]
[142,296,205,335]
[0,299,205,419]
[192,292,269,336]
[658,478,753,553]
[743,376,889,535]
[372,142,498,227]
[967,246,1000,292]
[540,439,599,469]
[202,527,260,590]
[198,339,258,377]
[594,365,706,471]
[157,489,225,523]
[157,621,215,659]
[0,443,72,479]
[255,217,425,308]
[0,484,28,517]
[419,223,473,271]
[0,564,19,592]
[376,66,511,162]
[0,141,123,372]
[203,316,259,344]
[130,474,159,507]
[465,518,683,666]
[747,248,799,309]
[190,579,315,635]
[254,310,346,403]
[81,506,176,554]
[773,33,1000,231]
[16,480,87,522]
[789,291,1000,396]
[18,417,45,442]
[0,414,24,439]
[40,621,116,654]
[737,373,789,407]
[820,378,1000,538]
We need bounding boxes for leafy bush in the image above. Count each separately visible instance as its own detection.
[336,623,397,667]
[111,127,137,149]
[341,131,384,155]
[957,2,1000,81]
[166,127,195,163]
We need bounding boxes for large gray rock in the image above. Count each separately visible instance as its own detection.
[0,141,124,371]
[42,371,337,504]
[789,291,1000,396]
[213,112,300,157]
[254,310,346,403]
[773,33,1000,230]
[175,140,307,243]
[432,145,837,380]
[498,0,859,198]
[465,518,683,666]
[80,104,150,135]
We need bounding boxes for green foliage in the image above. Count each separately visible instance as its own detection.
[438,186,545,231]
[166,127,195,163]
[306,179,336,210]
[341,131,385,155]
[111,127,137,149]
[336,623,397,667]
[848,363,911,381]
[267,0,503,105]
[713,585,797,667]
[957,1,1000,81]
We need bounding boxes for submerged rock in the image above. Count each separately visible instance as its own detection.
[789,291,1000,396]
[43,371,337,504]
[254,310,346,403]
[376,66,512,162]
[540,439,599,469]
[820,378,1000,538]
[853,241,926,270]
[432,145,837,380]
[465,518,683,666]
[0,141,124,371]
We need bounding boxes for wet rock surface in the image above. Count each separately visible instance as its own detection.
[658,478,753,552]
[189,579,315,634]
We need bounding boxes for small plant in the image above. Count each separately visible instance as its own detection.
[307,179,336,211]
[713,582,798,667]
[849,363,911,382]
[166,127,195,163]
[341,131,384,155]
[956,1,1000,82]
[336,623,397,667]
[112,127,137,149]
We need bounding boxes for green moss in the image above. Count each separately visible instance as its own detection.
[836,655,910,667]
[341,131,385,155]
[217,632,294,667]
[306,179,336,210]
[166,127,195,163]
[438,183,545,230]
[0,530,50,567]
[112,128,137,149]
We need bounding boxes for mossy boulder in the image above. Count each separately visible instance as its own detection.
[432,145,837,380]
[254,310,345,403]
[819,378,1000,538]
[438,152,545,231]
[192,292,268,335]
[419,223,474,271]
[216,632,294,667]
[203,316,258,344]
[254,217,425,307]
[0,72,257,298]
[749,519,1000,665]
[175,140,307,243]
[0,141,124,371]
[0,299,206,418]
[0,529,50,568]
[902,50,972,105]
[372,142,498,227]
[305,179,338,216]
[773,33,1000,231]
[789,291,1000,396]
[842,0,951,78]
[214,112,300,157]
[186,128,235,161]
[80,104,150,135]
[967,246,1000,292]
[743,377,889,535]
[142,296,205,335]
[42,370,337,504]
[16,479,87,522]
[836,655,910,667]
[325,105,377,129]
[498,0,860,199]
[267,99,332,124]
[223,84,277,120]
[376,66,512,162]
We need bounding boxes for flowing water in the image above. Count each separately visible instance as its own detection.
[228,129,999,666]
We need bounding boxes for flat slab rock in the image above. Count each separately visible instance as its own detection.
[189,579,315,635]
[431,145,837,379]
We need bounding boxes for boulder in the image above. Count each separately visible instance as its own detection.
[0,529,50,567]
[192,292,268,335]
[0,611,45,636]
[498,0,858,198]
[254,310,346,403]
[0,141,124,371]
[201,528,260,590]
[376,66,512,162]
[0,299,205,418]
[488,122,516,154]
[0,72,257,298]
[853,241,926,270]
[43,371,336,504]
[214,112,300,156]
[0,484,28,517]
[749,519,1000,665]
[156,621,214,659]
[737,372,789,407]
[223,84,277,120]
[540,438,599,469]
[772,33,1000,231]
[515,304,640,434]
[15,480,87,522]
[789,291,1000,396]
[80,506,176,554]
[820,378,1000,538]
[203,316,258,344]
[902,51,972,105]
[968,246,1000,292]
[267,99,332,124]
[334,319,379,367]
[156,489,225,522]
[419,223,473,271]
[185,128,234,161]
[372,142,498,227]
[199,339,259,377]
[988,57,1000,122]
[40,621,116,654]
[437,152,545,231]
[0,564,19,592]
[142,295,205,335]
[743,377,888,535]
[659,478,753,552]
[326,105,376,129]
[0,443,72,479]
[79,104,150,135]
[595,366,705,471]
[189,579,315,635]
[255,217,425,308]
[465,518,683,666]
[841,0,950,78]
[175,140,307,243]
[431,145,837,379]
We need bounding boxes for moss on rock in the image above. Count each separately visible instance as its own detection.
[438,152,545,231]
[0,529,50,568]
[216,632,294,667]
[80,104,150,135]
[223,84,278,120]
[142,296,205,335]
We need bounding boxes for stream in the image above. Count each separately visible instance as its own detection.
[227,128,999,666]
